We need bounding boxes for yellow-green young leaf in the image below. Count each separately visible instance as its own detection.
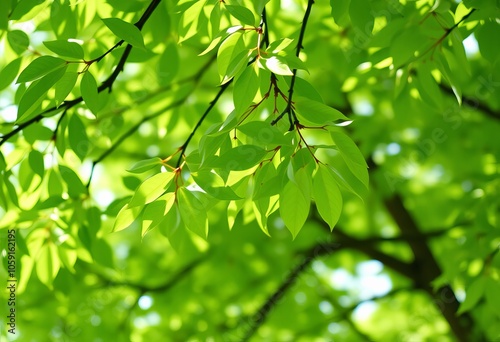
[279,180,310,239]
[80,72,100,114]
[252,197,271,236]
[265,56,294,76]
[141,192,175,237]
[17,255,34,294]
[127,157,163,173]
[267,38,294,54]
[17,66,67,123]
[177,188,208,238]
[58,245,77,273]
[102,18,145,48]
[113,204,143,232]
[43,40,84,59]
[225,5,255,26]
[68,113,89,161]
[36,243,60,289]
[217,32,244,81]
[313,164,342,230]
[331,131,368,189]
[233,65,259,115]
[17,56,66,83]
[0,57,22,90]
[129,172,175,208]
[192,171,242,200]
[295,97,348,125]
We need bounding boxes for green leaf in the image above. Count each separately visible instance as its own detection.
[68,113,89,161]
[209,145,268,171]
[295,97,348,125]
[113,204,143,232]
[28,150,44,178]
[237,121,289,147]
[54,71,78,106]
[267,38,294,54]
[331,131,368,189]
[390,28,428,67]
[127,157,163,173]
[122,176,142,191]
[233,65,259,115]
[280,179,310,239]
[475,21,500,63]
[313,164,342,230]
[47,169,64,197]
[36,243,60,289]
[157,42,179,86]
[192,171,242,200]
[80,72,100,114]
[449,30,470,75]
[17,56,66,83]
[8,30,30,54]
[59,165,87,198]
[349,0,374,36]
[0,57,22,90]
[91,238,114,268]
[416,64,443,110]
[17,66,67,123]
[141,192,175,236]
[177,188,208,238]
[22,124,53,143]
[43,40,84,59]
[458,277,486,314]
[217,32,244,81]
[102,18,145,48]
[330,0,350,26]
[253,162,284,200]
[265,56,294,76]
[225,5,255,26]
[129,172,175,208]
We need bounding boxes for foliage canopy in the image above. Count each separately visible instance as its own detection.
[0,0,499,341]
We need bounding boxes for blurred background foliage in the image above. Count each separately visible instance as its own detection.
[0,0,499,341]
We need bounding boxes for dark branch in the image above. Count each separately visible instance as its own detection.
[91,257,204,293]
[86,98,186,187]
[241,251,315,342]
[0,0,162,146]
[396,8,476,70]
[271,0,314,128]
[439,83,500,121]
[175,7,270,168]
[240,226,413,341]
[382,194,475,341]
[175,81,231,168]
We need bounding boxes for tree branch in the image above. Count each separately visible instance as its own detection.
[175,81,231,168]
[382,194,475,341]
[175,7,271,167]
[0,0,162,146]
[438,83,500,121]
[240,227,414,341]
[271,0,314,129]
